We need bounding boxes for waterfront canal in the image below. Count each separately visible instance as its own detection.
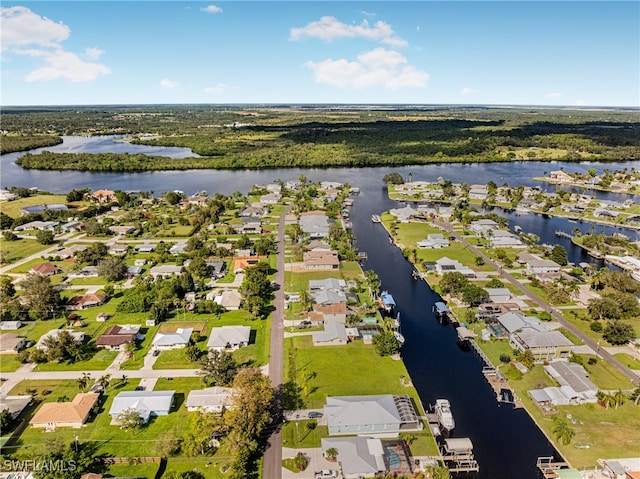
[4,136,640,477]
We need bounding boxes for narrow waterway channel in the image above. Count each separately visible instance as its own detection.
[350,184,558,479]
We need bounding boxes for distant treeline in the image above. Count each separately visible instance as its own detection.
[0,134,62,154]
[5,106,640,170]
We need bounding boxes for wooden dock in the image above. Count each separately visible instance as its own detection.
[468,339,521,407]
[536,456,570,478]
[555,230,574,239]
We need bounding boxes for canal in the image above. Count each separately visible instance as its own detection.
[4,136,640,477]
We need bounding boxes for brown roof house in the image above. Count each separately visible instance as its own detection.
[31,262,61,276]
[65,293,107,311]
[303,250,339,270]
[96,325,142,351]
[30,392,100,430]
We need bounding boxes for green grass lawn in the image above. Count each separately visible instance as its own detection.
[0,237,50,263]
[152,347,198,370]
[613,353,640,370]
[33,348,118,372]
[0,354,23,372]
[1,194,77,218]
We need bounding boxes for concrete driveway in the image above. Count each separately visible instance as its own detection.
[282,447,341,479]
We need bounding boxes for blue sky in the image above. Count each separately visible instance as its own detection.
[1,1,639,107]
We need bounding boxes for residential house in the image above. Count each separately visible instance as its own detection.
[57,244,88,259]
[260,193,280,204]
[109,390,175,423]
[434,257,476,278]
[321,437,386,479]
[510,330,573,362]
[60,221,83,233]
[30,393,100,429]
[152,327,193,350]
[0,395,32,420]
[528,360,599,406]
[310,303,347,323]
[135,243,156,253]
[233,219,262,234]
[91,189,117,204]
[96,325,142,351]
[549,170,574,183]
[468,185,489,200]
[469,219,499,236]
[14,221,59,232]
[312,322,348,346]
[303,250,339,270]
[485,288,512,304]
[36,329,85,350]
[0,333,26,353]
[299,211,332,238]
[107,244,129,255]
[65,293,107,311]
[307,240,332,252]
[233,255,266,273]
[169,243,187,255]
[205,259,225,277]
[388,206,417,223]
[211,289,242,310]
[417,234,449,249]
[207,326,251,351]
[526,258,561,275]
[31,263,61,276]
[149,264,184,279]
[186,387,234,413]
[68,266,98,279]
[496,312,548,335]
[324,395,421,436]
[240,205,265,217]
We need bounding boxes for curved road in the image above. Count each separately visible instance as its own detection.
[435,220,640,388]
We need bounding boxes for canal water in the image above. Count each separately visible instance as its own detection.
[4,136,640,477]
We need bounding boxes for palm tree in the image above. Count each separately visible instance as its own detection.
[613,389,626,409]
[552,416,575,445]
[629,387,640,406]
[97,374,111,390]
[76,372,91,392]
[596,390,613,409]
[325,447,338,462]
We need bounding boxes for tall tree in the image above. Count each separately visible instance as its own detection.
[20,273,61,319]
[199,349,238,386]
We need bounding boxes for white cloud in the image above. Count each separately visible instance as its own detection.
[360,11,376,17]
[83,47,104,60]
[204,83,229,94]
[290,16,407,47]
[26,49,110,82]
[460,88,475,96]
[201,5,222,14]
[545,92,563,98]
[1,6,109,83]
[160,79,182,89]
[1,6,70,50]
[305,47,428,90]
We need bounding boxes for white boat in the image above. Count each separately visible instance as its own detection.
[435,399,455,432]
[371,214,381,223]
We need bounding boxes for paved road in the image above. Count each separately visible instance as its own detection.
[435,220,640,387]
[262,205,291,479]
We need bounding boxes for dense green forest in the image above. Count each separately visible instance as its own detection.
[3,105,639,171]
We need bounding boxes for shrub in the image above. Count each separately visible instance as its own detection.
[590,321,603,332]
[499,354,511,363]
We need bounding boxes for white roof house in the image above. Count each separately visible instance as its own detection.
[152,327,193,349]
[434,257,476,278]
[109,390,175,423]
[417,234,450,249]
[496,312,547,334]
[321,437,385,479]
[485,288,512,304]
[149,265,184,278]
[389,206,417,223]
[207,325,251,351]
[324,395,421,436]
[312,322,348,346]
[185,387,234,413]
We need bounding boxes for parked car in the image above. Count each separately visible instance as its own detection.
[308,411,323,419]
[152,349,160,357]
[314,470,338,479]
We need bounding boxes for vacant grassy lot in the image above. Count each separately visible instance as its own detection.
[0,237,49,263]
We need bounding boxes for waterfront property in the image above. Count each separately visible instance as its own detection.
[324,395,421,436]
[510,330,573,362]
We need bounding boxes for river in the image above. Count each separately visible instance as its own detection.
[3,136,640,477]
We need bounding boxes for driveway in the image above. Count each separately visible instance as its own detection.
[282,447,341,479]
